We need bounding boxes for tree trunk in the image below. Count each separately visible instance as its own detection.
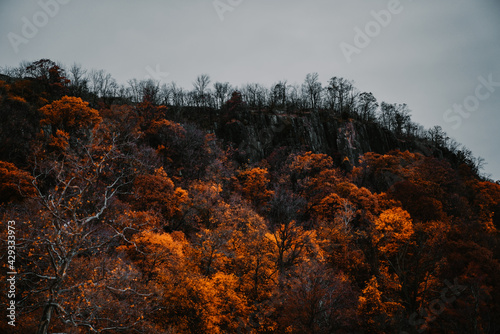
[36,301,54,334]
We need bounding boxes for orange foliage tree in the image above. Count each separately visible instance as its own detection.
[132,167,188,229]
[0,161,35,204]
[237,167,274,207]
[12,97,156,333]
[358,276,402,333]
[39,95,101,134]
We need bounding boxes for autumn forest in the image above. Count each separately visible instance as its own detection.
[1,59,500,334]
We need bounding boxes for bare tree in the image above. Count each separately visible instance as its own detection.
[89,69,117,100]
[193,74,211,108]
[356,92,378,122]
[213,82,232,109]
[68,63,87,87]
[127,78,142,103]
[393,103,411,136]
[242,83,268,110]
[427,125,447,146]
[141,79,161,104]
[159,82,173,106]
[379,102,395,130]
[170,82,186,107]
[326,77,357,114]
[379,102,412,136]
[67,63,88,96]
[302,73,322,109]
[286,83,303,111]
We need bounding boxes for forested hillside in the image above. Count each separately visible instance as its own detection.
[1,59,499,334]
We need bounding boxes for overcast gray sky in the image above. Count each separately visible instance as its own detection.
[1,0,499,180]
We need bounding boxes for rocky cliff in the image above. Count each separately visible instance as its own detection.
[169,108,442,168]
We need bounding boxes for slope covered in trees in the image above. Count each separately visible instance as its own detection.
[1,60,499,333]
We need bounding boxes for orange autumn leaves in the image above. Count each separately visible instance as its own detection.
[121,208,268,333]
[132,167,188,222]
[237,167,273,206]
[38,96,101,152]
[373,207,413,255]
[0,161,35,203]
[40,96,101,132]
[1,91,499,333]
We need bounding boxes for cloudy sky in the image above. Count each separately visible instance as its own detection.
[1,0,499,180]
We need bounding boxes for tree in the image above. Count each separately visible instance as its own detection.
[278,262,359,333]
[378,102,395,131]
[302,73,322,109]
[18,98,152,333]
[147,120,219,180]
[286,83,304,111]
[357,92,378,121]
[285,151,342,206]
[135,96,168,131]
[287,151,335,181]
[125,222,253,333]
[427,125,447,146]
[169,81,186,107]
[67,63,89,98]
[132,167,189,229]
[393,104,411,136]
[0,161,35,204]
[193,74,211,108]
[379,102,411,136]
[373,207,414,256]
[241,83,267,110]
[29,140,139,333]
[358,276,402,333]
[213,82,232,109]
[225,90,245,113]
[268,187,306,226]
[371,207,416,325]
[88,68,117,102]
[0,80,41,166]
[140,79,161,104]
[39,96,101,137]
[325,76,357,115]
[2,59,499,334]
[25,59,69,98]
[237,167,273,207]
[266,220,319,279]
[270,81,287,110]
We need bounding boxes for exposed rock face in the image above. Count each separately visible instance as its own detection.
[169,108,441,167]
[214,110,428,166]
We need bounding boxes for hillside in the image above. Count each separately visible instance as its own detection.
[1,60,500,334]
